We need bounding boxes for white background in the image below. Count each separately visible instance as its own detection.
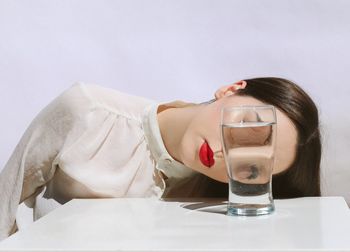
[0,0,349,203]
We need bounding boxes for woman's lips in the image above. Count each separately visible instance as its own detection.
[199,140,215,168]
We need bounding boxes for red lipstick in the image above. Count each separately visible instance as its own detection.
[199,140,215,168]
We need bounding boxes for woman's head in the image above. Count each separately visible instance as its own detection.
[172,77,321,198]
[236,77,321,198]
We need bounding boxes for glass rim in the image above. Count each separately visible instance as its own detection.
[221,105,275,111]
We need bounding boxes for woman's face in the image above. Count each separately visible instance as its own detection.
[178,94,298,183]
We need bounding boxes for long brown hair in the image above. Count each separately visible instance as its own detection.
[163,77,321,199]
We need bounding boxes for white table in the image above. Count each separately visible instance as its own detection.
[0,197,349,252]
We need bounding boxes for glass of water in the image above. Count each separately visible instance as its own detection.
[220,105,277,216]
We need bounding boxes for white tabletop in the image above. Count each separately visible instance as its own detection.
[0,197,349,252]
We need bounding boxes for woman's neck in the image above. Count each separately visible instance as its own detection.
[156,103,202,164]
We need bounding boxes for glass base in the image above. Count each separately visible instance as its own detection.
[227,203,275,216]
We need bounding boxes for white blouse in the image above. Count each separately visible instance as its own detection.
[0,82,197,240]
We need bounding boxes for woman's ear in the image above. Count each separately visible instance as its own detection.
[214,80,247,99]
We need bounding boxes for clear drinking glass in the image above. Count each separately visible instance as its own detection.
[220,105,277,216]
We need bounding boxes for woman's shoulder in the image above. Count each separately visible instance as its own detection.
[73,81,157,117]
[67,81,157,120]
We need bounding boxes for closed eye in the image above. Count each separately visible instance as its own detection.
[246,165,259,180]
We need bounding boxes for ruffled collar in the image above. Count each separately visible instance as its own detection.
[141,102,196,179]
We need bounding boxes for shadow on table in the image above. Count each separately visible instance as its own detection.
[161,198,228,215]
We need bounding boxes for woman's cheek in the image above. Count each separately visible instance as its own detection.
[215,162,229,183]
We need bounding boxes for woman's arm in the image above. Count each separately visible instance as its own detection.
[0,83,87,240]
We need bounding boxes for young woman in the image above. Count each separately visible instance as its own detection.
[0,77,321,240]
